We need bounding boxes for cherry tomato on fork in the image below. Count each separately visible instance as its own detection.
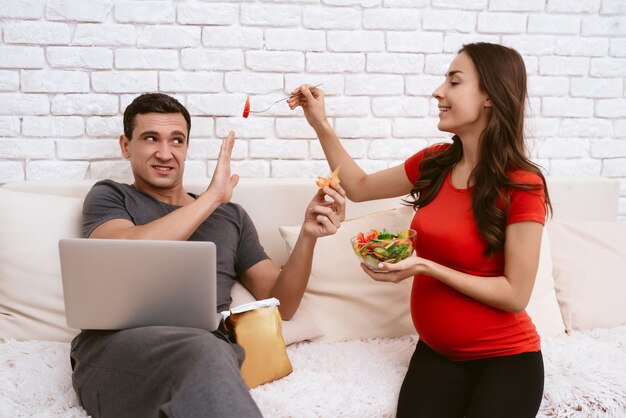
[242,96,250,118]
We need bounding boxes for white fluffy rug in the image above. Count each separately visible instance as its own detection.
[1,327,625,418]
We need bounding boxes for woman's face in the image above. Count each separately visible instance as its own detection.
[432,52,491,139]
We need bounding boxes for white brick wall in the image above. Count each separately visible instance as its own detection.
[0,0,43,19]
[47,47,113,69]
[46,0,113,23]
[0,0,624,219]
[0,46,45,68]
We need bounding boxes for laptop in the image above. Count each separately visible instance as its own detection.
[58,238,221,332]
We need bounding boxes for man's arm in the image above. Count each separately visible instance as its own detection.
[240,183,346,320]
[89,132,239,240]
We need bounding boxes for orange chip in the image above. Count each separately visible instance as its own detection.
[316,166,341,189]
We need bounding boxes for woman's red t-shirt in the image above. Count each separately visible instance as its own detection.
[404,144,546,361]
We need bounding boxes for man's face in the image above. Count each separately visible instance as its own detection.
[120,112,189,192]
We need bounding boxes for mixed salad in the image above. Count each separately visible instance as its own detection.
[352,228,414,268]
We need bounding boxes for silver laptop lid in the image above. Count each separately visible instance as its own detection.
[59,238,220,332]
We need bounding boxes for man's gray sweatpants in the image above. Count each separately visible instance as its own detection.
[70,326,263,418]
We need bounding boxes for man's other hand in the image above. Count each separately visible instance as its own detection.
[302,181,346,238]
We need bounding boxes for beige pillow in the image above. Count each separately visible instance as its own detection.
[525,228,567,339]
[548,219,626,331]
[230,281,322,346]
[0,189,82,341]
[280,207,416,342]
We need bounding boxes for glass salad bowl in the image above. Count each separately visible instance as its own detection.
[350,229,416,273]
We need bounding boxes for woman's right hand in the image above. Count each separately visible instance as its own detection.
[288,84,329,130]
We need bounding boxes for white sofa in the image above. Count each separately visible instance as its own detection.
[1,177,625,417]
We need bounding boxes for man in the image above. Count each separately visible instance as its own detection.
[70,93,346,417]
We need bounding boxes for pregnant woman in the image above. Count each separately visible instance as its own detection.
[289,42,550,418]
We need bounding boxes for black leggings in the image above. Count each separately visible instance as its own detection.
[397,340,544,418]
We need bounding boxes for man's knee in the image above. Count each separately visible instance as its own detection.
[167,328,242,374]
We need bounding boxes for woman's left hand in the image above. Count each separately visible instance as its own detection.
[360,256,429,283]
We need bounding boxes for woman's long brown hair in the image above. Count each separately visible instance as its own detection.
[407,43,551,257]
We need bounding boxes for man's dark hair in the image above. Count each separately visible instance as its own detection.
[123,93,191,140]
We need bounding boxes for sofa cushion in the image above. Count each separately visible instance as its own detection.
[526,228,567,339]
[280,207,417,342]
[230,282,322,345]
[0,189,82,341]
[548,219,626,331]
[280,207,567,342]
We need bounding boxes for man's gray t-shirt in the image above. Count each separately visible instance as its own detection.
[82,179,269,312]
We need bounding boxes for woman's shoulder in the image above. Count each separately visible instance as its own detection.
[407,142,451,162]
[405,142,453,183]
[507,168,544,186]
[425,142,452,155]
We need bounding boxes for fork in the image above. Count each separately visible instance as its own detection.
[250,83,323,114]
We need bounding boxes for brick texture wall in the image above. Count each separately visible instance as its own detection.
[0,0,625,219]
